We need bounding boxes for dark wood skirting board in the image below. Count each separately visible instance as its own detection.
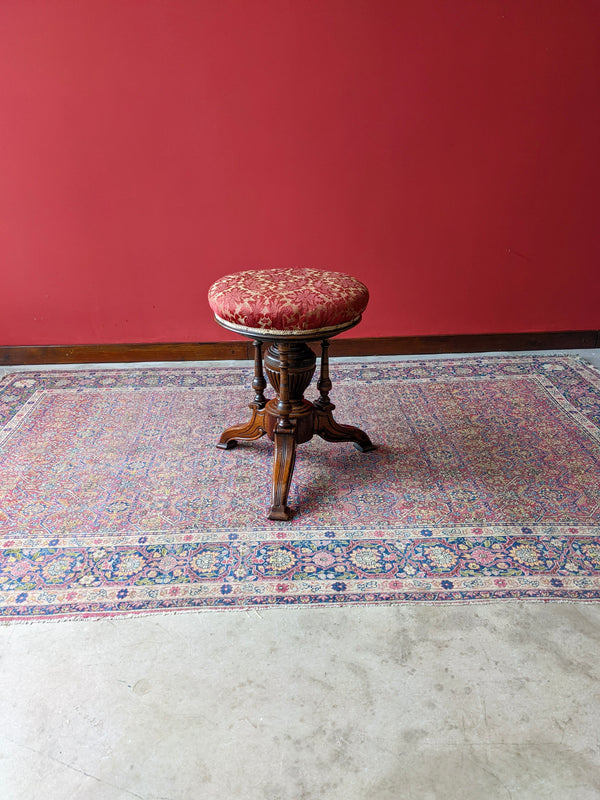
[330,330,599,357]
[1,330,598,366]
[0,341,249,365]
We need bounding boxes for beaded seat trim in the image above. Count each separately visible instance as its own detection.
[213,312,362,339]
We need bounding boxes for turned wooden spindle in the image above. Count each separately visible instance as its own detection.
[315,339,333,410]
[251,339,267,408]
[276,341,292,429]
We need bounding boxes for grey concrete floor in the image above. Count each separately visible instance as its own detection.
[1,350,600,800]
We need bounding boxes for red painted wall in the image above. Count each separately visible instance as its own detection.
[1,0,599,346]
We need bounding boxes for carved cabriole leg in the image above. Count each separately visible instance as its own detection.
[269,427,297,521]
[313,339,376,453]
[314,410,375,452]
[268,342,298,521]
[216,339,267,450]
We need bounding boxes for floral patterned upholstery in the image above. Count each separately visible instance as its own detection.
[208,268,369,337]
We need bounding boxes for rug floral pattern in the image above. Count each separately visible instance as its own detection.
[1,356,599,620]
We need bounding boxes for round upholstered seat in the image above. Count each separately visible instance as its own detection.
[208,267,369,338]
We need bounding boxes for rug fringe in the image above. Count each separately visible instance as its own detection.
[2,595,599,626]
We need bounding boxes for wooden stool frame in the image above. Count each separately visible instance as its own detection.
[216,328,375,520]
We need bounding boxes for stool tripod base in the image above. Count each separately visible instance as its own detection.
[216,340,375,520]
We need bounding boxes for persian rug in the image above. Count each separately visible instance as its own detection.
[1,355,600,621]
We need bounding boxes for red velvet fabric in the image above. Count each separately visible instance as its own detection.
[208,268,369,335]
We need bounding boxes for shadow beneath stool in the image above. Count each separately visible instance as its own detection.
[292,443,386,518]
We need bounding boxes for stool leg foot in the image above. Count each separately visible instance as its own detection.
[217,407,267,449]
[314,408,376,453]
[217,339,268,450]
[268,425,297,521]
[313,339,375,452]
